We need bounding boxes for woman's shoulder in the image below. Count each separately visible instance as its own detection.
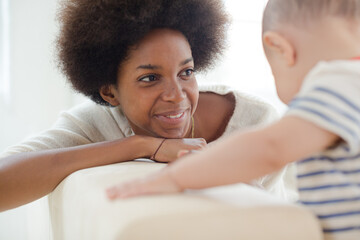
[58,100,132,138]
[63,100,123,122]
[58,100,113,127]
[198,84,279,136]
[199,84,275,110]
[198,84,234,107]
[196,88,234,142]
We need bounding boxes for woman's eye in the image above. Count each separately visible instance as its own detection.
[139,75,157,82]
[180,68,194,77]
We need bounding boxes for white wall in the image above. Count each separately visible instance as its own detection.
[197,0,286,113]
[0,0,85,154]
[0,0,84,239]
[0,0,285,239]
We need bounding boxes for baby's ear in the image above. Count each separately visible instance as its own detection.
[99,85,120,106]
[263,31,296,66]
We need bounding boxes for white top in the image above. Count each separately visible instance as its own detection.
[1,84,297,200]
[286,60,360,239]
[1,84,278,155]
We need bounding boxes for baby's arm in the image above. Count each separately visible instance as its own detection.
[107,116,339,199]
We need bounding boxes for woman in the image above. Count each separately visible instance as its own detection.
[0,0,294,211]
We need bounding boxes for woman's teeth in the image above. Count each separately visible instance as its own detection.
[166,112,183,119]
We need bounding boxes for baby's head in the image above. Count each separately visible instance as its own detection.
[263,0,360,33]
[262,0,360,103]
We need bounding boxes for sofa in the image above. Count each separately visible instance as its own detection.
[48,160,323,240]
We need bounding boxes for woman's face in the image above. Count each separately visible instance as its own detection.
[111,29,199,138]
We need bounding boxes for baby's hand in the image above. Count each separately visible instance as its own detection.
[106,169,182,199]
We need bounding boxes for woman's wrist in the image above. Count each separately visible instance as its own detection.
[130,135,164,159]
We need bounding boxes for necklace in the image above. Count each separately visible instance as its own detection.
[191,116,195,138]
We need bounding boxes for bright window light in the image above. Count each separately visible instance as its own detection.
[221,0,271,92]
[198,0,286,113]
[0,0,10,104]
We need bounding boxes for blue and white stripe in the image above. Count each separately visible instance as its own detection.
[286,60,360,239]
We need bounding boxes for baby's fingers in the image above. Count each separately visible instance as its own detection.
[106,181,145,199]
[106,170,182,200]
[106,186,121,200]
[177,149,201,158]
[177,150,190,158]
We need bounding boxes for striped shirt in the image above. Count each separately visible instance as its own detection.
[286,59,360,240]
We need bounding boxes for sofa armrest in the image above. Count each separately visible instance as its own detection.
[48,160,322,240]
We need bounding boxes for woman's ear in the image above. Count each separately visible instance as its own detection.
[263,31,296,66]
[99,85,120,106]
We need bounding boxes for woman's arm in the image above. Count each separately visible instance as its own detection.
[0,135,205,211]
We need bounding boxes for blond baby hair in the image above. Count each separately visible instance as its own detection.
[263,0,360,32]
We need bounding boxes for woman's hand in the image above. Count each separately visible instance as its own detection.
[106,168,182,199]
[106,140,204,200]
[152,138,206,163]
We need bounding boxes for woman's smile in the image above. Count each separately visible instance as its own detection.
[154,109,190,125]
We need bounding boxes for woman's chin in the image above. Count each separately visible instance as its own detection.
[152,119,191,139]
[158,132,187,139]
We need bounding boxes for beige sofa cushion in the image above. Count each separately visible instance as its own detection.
[49,160,323,240]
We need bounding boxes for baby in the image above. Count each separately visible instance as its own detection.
[107,0,360,238]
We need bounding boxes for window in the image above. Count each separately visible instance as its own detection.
[0,0,10,104]
[198,0,286,113]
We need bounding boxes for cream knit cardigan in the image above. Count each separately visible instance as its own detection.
[1,84,297,200]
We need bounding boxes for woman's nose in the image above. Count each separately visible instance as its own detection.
[161,78,186,103]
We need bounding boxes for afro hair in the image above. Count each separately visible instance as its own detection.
[57,0,229,105]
